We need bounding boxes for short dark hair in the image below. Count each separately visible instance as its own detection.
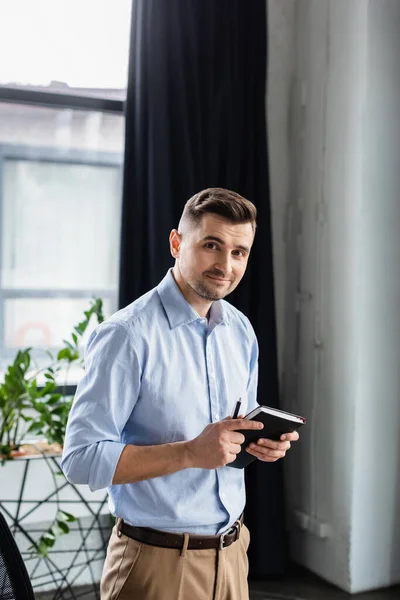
[179,188,257,231]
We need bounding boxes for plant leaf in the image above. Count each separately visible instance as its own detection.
[56,521,69,534]
[58,510,77,523]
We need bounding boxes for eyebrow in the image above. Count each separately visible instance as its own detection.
[202,235,250,254]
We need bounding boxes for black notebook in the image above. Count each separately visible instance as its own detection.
[227,405,306,469]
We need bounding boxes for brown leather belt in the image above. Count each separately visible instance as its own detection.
[117,514,244,551]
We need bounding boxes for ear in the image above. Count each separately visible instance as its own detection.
[169,229,182,258]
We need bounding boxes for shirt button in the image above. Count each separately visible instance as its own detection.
[215,413,220,420]
[209,372,215,379]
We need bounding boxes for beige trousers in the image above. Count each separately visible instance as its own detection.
[100,523,250,600]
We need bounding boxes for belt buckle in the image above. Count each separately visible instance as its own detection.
[219,519,241,550]
[219,530,229,551]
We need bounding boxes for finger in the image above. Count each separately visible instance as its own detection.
[248,444,287,459]
[226,451,241,464]
[229,432,246,445]
[246,446,279,461]
[223,418,264,431]
[281,431,300,442]
[248,443,280,457]
[257,439,291,451]
[246,445,286,462]
[228,445,242,456]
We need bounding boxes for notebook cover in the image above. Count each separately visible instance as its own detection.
[227,410,305,469]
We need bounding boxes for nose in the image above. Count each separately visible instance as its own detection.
[214,252,233,276]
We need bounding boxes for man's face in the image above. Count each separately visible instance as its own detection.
[171,214,254,301]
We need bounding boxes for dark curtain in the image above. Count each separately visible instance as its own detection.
[119,0,286,578]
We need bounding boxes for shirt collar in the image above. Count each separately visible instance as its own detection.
[209,297,230,326]
[157,269,230,329]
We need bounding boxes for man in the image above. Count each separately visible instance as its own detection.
[61,188,299,600]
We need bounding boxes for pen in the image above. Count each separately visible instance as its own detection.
[232,398,242,419]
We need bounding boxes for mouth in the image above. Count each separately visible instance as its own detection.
[206,274,232,283]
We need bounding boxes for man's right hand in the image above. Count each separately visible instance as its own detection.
[185,417,264,469]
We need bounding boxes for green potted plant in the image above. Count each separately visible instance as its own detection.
[22,297,104,450]
[0,298,104,460]
[0,349,34,459]
[0,298,107,563]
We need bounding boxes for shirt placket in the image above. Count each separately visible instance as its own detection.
[205,323,233,524]
[205,327,221,422]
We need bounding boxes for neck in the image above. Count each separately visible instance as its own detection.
[172,266,212,318]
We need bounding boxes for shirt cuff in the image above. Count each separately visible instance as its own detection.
[87,440,125,491]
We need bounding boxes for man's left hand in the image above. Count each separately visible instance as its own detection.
[245,430,300,463]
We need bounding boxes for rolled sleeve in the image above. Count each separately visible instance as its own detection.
[61,321,141,491]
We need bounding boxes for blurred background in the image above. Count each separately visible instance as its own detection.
[0,0,129,383]
[1,1,400,599]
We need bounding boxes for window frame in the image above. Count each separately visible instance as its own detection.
[0,86,125,114]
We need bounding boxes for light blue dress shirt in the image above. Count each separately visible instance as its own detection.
[61,269,259,535]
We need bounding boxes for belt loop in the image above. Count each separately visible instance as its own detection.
[116,518,123,538]
[180,533,190,557]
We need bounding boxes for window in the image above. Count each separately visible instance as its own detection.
[0,0,132,95]
[0,103,124,383]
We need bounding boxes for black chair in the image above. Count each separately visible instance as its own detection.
[0,512,35,600]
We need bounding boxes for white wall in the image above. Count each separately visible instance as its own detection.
[267,0,400,593]
[350,0,400,590]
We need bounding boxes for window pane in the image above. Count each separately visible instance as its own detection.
[0,102,124,383]
[4,297,113,350]
[0,103,125,152]
[0,0,131,93]
[2,297,113,386]
[2,159,122,291]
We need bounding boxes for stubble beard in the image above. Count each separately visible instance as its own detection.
[189,276,234,302]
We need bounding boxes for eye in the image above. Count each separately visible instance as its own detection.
[204,242,218,250]
[232,249,246,258]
